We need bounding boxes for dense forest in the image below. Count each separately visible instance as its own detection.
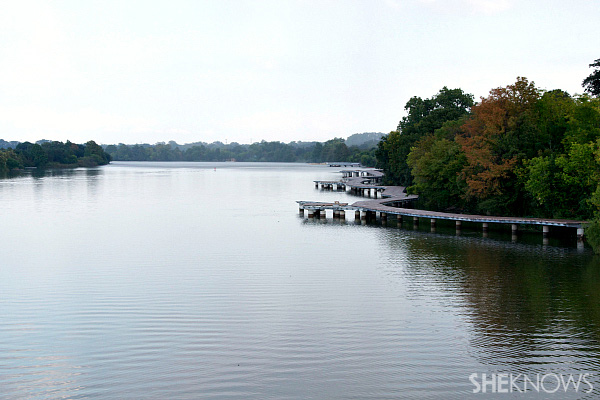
[376,58,600,250]
[103,137,377,166]
[0,140,111,173]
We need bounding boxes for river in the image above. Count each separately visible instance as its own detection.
[1,162,599,399]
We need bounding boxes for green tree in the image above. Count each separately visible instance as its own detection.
[521,94,600,219]
[407,130,467,211]
[377,87,473,185]
[320,138,349,162]
[583,58,600,97]
[562,95,600,146]
[535,89,574,153]
[83,140,110,165]
[310,142,324,162]
[525,142,600,219]
[0,148,22,171]
[30,144,48,167]
[376,131,405,184]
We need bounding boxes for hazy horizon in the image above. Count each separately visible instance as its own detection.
[1,132,386,147]
[1,0,598,145]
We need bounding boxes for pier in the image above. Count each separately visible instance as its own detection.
[300,169,586,241]
[314,169,395,199]
[327,162,362,167]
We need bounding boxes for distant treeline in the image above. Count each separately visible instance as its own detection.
[104,138,377,166]
[0,140,111,173]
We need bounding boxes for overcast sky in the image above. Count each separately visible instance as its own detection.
[0,0,598,145]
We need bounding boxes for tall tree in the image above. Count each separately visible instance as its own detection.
[525,95,600,218]
[583,58,600,97]
[84,140,111,165]
[407,120,468,211]
[377,87,473,185]
[456,77,541,215]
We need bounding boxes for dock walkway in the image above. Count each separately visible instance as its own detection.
[300,168,585,239]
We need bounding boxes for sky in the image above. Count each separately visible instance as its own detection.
[0,0,598,145]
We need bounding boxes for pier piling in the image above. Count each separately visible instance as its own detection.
[543,225,550,238]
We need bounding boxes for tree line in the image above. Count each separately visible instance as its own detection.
[1,135,379,174]
[376,58,600,250]
[104,138,377,166]
[3,59,599,247]
[0,140,111,173]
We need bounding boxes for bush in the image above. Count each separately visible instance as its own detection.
[585,217,600,254]
[78,156,99,167]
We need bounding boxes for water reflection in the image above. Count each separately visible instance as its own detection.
[381,228,600,390]
[0,166,102,181]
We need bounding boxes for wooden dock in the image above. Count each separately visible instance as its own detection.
[300,169,586,240]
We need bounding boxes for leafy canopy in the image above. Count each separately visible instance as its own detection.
[583,58,600,97]
[377,87,473,186]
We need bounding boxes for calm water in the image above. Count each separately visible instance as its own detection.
[1,162,600,399]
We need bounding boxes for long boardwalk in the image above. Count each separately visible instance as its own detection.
[299,169,586,239]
